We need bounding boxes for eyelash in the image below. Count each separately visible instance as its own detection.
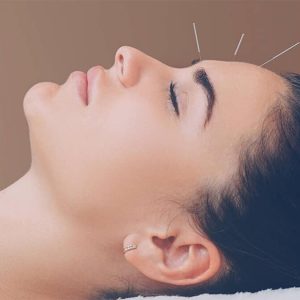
[168,81,180,117]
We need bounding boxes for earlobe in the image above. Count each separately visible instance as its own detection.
[123,227,222,287]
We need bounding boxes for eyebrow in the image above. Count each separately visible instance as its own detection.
[192,67,216,129]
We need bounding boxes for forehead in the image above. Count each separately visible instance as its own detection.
[202,59,286,95]
[189,60,288,185]
[203,59,287,99]
[199,59,287,135]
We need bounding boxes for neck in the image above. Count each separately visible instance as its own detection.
[0,169,125,300]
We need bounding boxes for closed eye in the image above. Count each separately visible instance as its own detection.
[168,81,180,117]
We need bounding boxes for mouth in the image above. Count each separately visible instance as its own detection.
[72,65,104,106]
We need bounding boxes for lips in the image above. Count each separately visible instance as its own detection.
[71,65,104,105]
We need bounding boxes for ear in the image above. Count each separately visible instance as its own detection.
[123,222,222,286]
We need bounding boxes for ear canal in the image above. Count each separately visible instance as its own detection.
[152,236,175,251]
[152,236,190,269]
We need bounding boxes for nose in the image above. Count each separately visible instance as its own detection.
[114,46,144,87]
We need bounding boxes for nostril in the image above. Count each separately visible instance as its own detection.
[118,54,124,74]
[118,53,124,63]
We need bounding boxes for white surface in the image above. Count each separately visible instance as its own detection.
[124,287,300,300]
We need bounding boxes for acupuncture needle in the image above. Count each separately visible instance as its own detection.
[234,33,245,57]
[192,22,201,61]
[260,42,300,67]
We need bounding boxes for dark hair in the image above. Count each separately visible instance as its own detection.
[90,72,300,300]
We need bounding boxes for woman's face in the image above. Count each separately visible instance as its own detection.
[23,46,286,227]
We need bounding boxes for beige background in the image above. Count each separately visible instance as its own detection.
[0,0,299,189]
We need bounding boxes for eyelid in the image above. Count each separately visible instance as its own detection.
[169,79,189,118]
[178,90,189,117]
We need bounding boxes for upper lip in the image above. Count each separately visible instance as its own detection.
[86,65,105,103]
[87,65,104,80]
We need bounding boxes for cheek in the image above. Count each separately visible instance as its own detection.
[29,97,183,221]
[27,87,199,225]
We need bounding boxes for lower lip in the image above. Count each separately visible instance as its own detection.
[71,72,88,105]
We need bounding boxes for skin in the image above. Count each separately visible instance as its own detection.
[0,46,288,299]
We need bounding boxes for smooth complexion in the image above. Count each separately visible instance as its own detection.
[0,46,287,300]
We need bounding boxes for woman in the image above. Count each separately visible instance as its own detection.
[0,46,299,300]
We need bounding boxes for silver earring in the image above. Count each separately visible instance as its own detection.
[123,244,138,254]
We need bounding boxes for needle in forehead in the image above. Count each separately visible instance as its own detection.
[260,42,300,67]
[193,22,201,61]
[234,33,245,57]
